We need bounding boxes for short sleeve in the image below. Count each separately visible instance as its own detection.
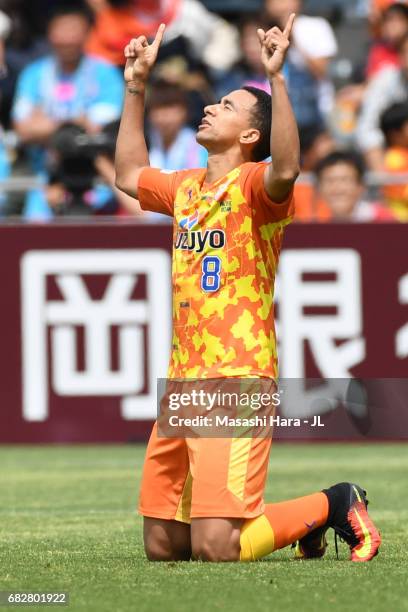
[137,168,181,217]
[242,162,295,222]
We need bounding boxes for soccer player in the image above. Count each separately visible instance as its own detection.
[115,18,381,563]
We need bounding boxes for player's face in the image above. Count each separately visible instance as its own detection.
[48,15,90,66]
[196,89,258,153]
[318,162,364,219]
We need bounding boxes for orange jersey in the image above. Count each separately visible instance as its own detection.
[138,162,295,379]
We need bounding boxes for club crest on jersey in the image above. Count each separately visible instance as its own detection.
[175,229,225,253]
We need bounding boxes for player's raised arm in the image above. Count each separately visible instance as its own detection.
[115,24,165,198]
[257,14,300,202]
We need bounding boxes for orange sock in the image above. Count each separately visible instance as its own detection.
[240,492,329,561]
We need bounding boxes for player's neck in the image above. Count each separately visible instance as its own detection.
[204,151,246,186]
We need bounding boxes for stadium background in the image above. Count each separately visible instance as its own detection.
[0,2,407,611]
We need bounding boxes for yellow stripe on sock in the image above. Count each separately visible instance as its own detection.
[240,515,275,561]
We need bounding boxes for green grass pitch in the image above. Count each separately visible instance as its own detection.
[1,443,407,612]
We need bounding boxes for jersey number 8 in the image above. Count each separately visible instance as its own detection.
[201,256,221,293]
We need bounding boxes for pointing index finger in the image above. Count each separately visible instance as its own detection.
[151,23,166,51]
[283,13,296,38]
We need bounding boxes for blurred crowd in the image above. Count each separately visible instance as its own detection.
[0,0,408,222]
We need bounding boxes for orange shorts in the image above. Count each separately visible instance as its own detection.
[138,422,272,523]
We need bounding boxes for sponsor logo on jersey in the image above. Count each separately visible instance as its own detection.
[220,199,232,213]
[175,229,225,253]
[179,211,200,231]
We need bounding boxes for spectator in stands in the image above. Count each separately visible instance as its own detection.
[0,0,49,128]
[315,151,395,221]
[369,0,408,34]
[85,0,240,73]
[23,121,144,220]
[366,3,408,79]
[265,0,338,130]
[380,102,408,220]
[23,158,171,222]
[147,80,207,170]
[300,125,336,172]
[331,3,408,151]
[0,8,10,77]
[86,0,222,129]
[215,14,271,98]
[356,33,408,171]
[11,5,123,174]
[294,125,335,222]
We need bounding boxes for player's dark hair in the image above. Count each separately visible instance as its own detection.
[380,102,408,144]
[314,151,366,182]
[242,86,272,162]
[47,4,93,27]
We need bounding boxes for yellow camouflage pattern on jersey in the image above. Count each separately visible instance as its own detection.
[169,163,293,379]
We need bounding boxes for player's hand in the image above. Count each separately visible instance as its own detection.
[257,13,295,79]
[124,23,166,83]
